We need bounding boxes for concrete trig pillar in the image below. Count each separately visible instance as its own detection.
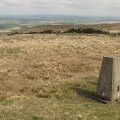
[96,56,120,103]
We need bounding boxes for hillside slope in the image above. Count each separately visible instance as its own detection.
[0,34,119,120]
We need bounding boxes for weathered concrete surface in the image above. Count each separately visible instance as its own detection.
[97,56,120,102]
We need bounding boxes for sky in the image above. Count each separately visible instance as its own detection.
[0,0,120,16]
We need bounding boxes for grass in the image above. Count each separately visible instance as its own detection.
[0,47,22,57]
[0,33,119,119]
[32,116,43,120]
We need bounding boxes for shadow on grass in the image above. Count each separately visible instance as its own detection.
[87,81,97,85]
[70,82,96,100]
[74,87,96,98]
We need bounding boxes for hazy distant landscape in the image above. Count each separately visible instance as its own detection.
[1,15,120,32]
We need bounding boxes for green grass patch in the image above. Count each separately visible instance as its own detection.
[0,76,120,120]
[32,116,43,120]
[0,47,23,57]
[0,99,12,106]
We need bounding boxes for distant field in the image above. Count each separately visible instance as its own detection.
[0,27,21,33]
[0,33,119,120]
[0,21,21,33]
[0,15,120,33]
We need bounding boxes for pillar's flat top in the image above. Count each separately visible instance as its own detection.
[103,56,120,60]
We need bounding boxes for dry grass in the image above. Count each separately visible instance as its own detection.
[0,33,120,120]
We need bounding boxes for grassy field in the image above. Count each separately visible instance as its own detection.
[0,33,120,120]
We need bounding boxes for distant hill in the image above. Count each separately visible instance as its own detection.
[6,23,120,35]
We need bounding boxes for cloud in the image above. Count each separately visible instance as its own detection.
[1,0,23,6]
[1,0,120,9]
[0,0,120,16]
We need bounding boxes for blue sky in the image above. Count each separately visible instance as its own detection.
[0,0,120,16]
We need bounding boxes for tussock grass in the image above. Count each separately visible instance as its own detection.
[0,34,119,119]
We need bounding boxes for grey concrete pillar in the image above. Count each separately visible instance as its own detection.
[96,56,120,102]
